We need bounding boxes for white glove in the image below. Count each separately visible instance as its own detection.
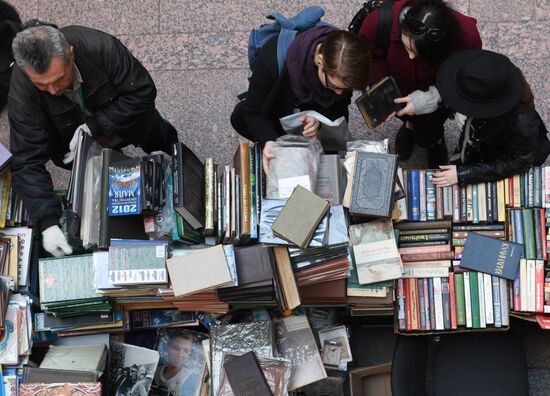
[42,225,73,257]
[63,123,92,164]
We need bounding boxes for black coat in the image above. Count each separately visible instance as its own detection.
[8,25,159,229]
[454,103,550,184]
[231,36,351,143]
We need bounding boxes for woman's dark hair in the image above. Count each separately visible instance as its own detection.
[401,0,460,66]
[319,30,371,91]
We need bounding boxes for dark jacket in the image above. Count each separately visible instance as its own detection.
[8,25,158,230]
[359,0,482,95]
[231,35,351,143]
[454,104,550,184]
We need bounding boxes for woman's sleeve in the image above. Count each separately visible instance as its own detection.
[358,9,389,86]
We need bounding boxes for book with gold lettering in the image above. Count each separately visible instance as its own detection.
[460,233,523,280]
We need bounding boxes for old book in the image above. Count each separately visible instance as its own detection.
[460,233,523,280]
[2,227,32,287]
[22,367,98,384]
[349,220,402,284]
[108,245,167,286]
[110,341,159,396]
[223,352,272,396]
[167,245,232,297]
[275,315,326,390]
[130,309,196,330]
[272,186,329,248]
[19,383,101,396]
[204,158,215,235]
[318,325,352,364]
[272,246,301,311]
[173,142,205,229]
[235,142,251,241]
[355,76,403,128]
[315,154,343,205]
[350,152,397,218]
[40,344,107,374]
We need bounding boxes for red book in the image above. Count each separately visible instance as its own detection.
[452,184,460,223]
[449,273,457,329]
[536,260,544,313]
[399,245,451,255]
[405,279,412,331]
[413,279,421,330]
[540,209,547,260]
[436,186,444,220]
[508,176,514,208]
[423,279,430,331]
[400,251,455,262]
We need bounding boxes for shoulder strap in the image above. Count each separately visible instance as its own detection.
[376,0,394,54]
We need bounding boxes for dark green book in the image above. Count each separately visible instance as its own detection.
[522,208,536,260]
[469,271,481,328]
[272,185,329,249]
[454,273,466,327]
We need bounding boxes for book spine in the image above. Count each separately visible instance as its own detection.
[398,245,451,254]
[397,278,407,330]
[398,241,448,248]
[513,266,521,311]
[428,278,436,330]
[454,273,466,326]
[443,186,452,218]
[491,181,499,223]
[492,275,502,328]
[483,273,494,325]
[223,166,231,242]
[513,174,521,208]
[535,207,542,259]
[535,166,542,208]
[418,279,426,330]
[536,260,544,313]
[425,170,436,221]
[478,272,486,328]
[452,224,506,231]
[217,175,223,243]
[255,143,263,225]
[237,142,250,239]
[405,279,412,331]
[423,279,431,331]
[478,183,487,222]
[410,278,419,330]
[472,184,479,224]
[529,167,535,207]
[402,266,449,278]
[452,230,505,238]
[528,259,536,312]
[436,186,444,220]
[486,182,493,223]
[514,209,524,246]
[204,158,215,235]
[522,208,536,260]
[433,277,444,330]
[249,144,257,240]
[460,185,467,223]
[520,259,528,311]
[449,273,457,329]
[500,278,510,326]
[540,209,547,260]
[505,176,511,208]
[420,170,427,222]
[545,165,550,208]
[464,272,473,328]
[469,272,480,328]
[399,233,450,242]
[466,184,473,222]
[410,170,420,221]
[400,251,454,262]
[441,277,451,330]
[452,184,460,223]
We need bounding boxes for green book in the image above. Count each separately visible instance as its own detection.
[108,245,167,286]
[454,273,466,326]
[522,208,536,260]
[469,271,481,328]
[272,185,329,249]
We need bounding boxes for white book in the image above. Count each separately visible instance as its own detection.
[478,272,486,328]
[484,273,494,325]
[520,259,528,311]
[528,259,536,312]
[419,171,427,221]
[433,277,444,330]
[500,278,510,326]
[464,272,473,328]
[1,227,33,287]
[542,166,546,208]
[478,183,487,222]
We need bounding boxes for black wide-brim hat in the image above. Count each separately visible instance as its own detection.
[436,49,523,119]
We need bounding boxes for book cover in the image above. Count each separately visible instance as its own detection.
[223,352,272,396]
[500,278,510,326]
[110,341,159,396]
[355,76,402,128]
[409,170,420,221]
[315,154,342,205]
[108,159,141,216]
[454,273,466,326]
[469,272,481,328]
[234,142,251,241]
[418,279,426,330]
[19,383,101,396]
[109,245,167,286]
[460,233,523,280]
[350,152,397,218]
[492,275,502,328]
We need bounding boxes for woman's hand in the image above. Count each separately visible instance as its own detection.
[385,96,416,122]
[262,141,275,175]
[301,116,320,138]
[431,165,458,187]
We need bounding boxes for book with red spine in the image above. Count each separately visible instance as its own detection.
[449,273,457,329]
[536,259,544,313]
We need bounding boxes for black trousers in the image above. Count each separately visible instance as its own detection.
[408,107,448,148]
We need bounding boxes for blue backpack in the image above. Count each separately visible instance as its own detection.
[247,6,334,75]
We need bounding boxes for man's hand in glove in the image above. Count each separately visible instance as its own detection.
[42,225,73,257]
[63,123,92,164]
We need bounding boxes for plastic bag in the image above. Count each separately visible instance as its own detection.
[266,135,323,199]
[145,163,176,239]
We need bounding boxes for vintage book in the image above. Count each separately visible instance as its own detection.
[318,325,353,365]
[204,158,215,235]
[130,309,196,330]
[350,152,397,218]
[315,154,343,205]
[1,227,32,287]
[355,76,403,128]
[275,315,326,390]
[478,272,486,328]
[110,341,159,396]
[483,273,494,325]
[234,142,251,241]
[492,275,502,328]
[272,186,329,248]
[425,170,436,221]
[272,246,301,311]
[349,220,402,284]
[500,277,510,326]
[0,304,18,364]
[408,170,420,221]
[167,245,232,297]
[449,273,457,329]
[40,344,107,374]
[460,233,523,280]
[266,142,314,200]
[22,367,98,384]
[469,272,481,328]
[464,272,473,328]
[19,383,101,396]
[223,352,272,396]
[173,142,205,229]
[109,245,167,286]
[419,171,427,221]
[249,146,258,240]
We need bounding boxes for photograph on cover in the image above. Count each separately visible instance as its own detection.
[150,329,208,396]
[109,341,159,396]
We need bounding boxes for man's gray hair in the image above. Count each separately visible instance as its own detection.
[12,25,70,74]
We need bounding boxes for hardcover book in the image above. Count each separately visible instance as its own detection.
[315,154,343,205]
[355,76,403,128]
[22,368,98,384]
[272,186,329,249]
[108,158,141,216]
[349,152,397,218]
[19,383,101,396]
[173,142,205,229]
[460,233,523,280]
[223,352,272,396]
[109,245,167,286]
[109,341,159,396]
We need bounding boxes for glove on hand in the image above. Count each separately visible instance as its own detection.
[63,123,92,164]
[42,225,73,257]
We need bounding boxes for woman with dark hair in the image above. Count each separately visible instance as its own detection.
[432,50,550,187]
[359,0,481,166]
[231,26,371,167]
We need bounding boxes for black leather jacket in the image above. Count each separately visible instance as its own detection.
[453,103,550,185]
[8,25,157,229]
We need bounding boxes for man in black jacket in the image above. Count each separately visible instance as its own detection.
[9,24,178,257]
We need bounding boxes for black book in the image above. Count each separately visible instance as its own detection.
[486,182,493,223]
[460,186,467,223]
[172,142,204,229]
[22,367,98,384]
[355,76,403,129]
[491,181,499,223]
[224,352,273,396]
[441,277,451,330]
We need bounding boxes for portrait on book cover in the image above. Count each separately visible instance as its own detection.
[109,341,159,396]
[151,329,208,396]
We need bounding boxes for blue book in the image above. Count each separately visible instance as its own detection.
[428,278,436,329]
[425,170,436,221]
[513,209,525,257]
[461,232,523,280]
[472,183,479,224]
[108,159,141,216]
[410,170,420,221]
[492,275,502,328]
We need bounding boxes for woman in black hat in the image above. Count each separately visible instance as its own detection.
[432,49,550,187]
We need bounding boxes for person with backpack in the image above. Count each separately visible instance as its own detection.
[231,18,371,168]
[430,50,550,187]
[358,0,481,167]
